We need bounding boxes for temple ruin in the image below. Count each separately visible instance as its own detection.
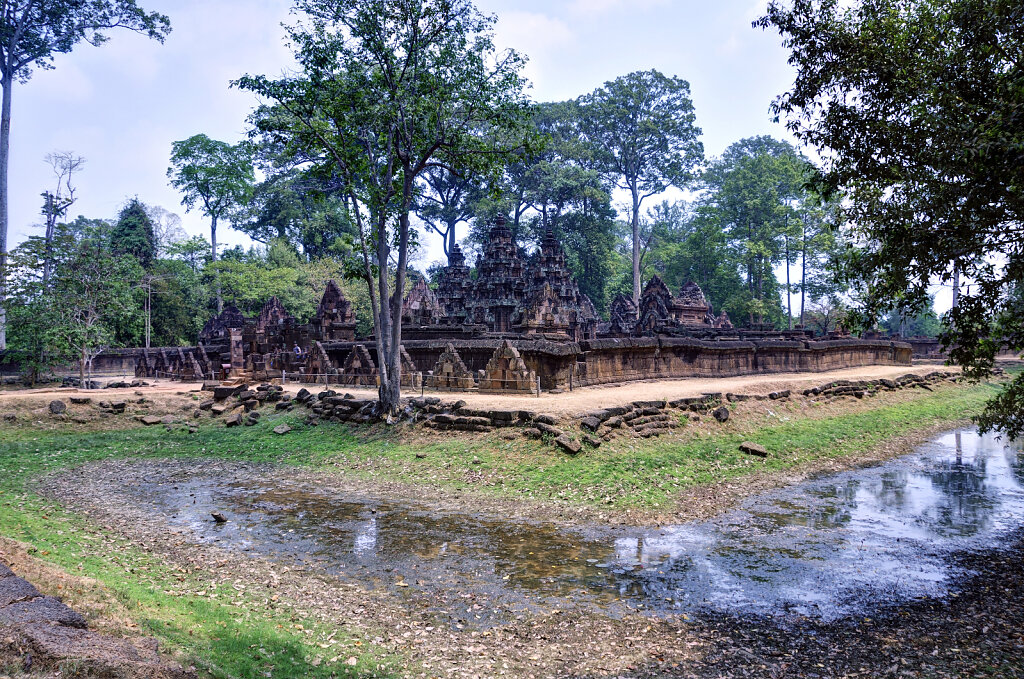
[87,217,910,391]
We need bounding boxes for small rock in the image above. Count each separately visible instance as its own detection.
[534,413,559,426]
[415,452,427,459]
[160,415,177,425]
[211,512,228,524]
[273,424,292,435]
[712,406,731,423]
[138,415,162,426]
[739,441,768,457]
[580,416,602,432]
[522,427,542,439]
[225,414,243,427]
[69,397,91,405]
[48,400,66,415]
[583,434,602,448]
[2,413,16,422]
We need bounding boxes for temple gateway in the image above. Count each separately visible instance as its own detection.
[96,217,911,391]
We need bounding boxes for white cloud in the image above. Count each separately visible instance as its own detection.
[495,11,575,55]
[493,11,575,96]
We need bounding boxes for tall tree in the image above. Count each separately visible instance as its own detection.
[233,166,355,260]
[577,70,704,305]
[110,197,155,266]
[701,136,810,327]
[167,134,255,311]
[0,0,168,350]
[238,0,532,417]
[758,0,1024,435]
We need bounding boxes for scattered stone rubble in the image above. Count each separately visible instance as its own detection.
[0,563,192,678]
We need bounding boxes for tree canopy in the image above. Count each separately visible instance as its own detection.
[577,70,704,305]
[758,0,1024,435]
[110,198,156,267]
[236,0,533,415]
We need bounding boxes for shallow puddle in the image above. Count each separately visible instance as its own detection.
[126,429,1024,623]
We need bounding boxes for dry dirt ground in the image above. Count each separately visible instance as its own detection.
[0,362,957,421]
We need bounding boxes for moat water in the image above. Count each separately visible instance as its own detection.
[124,429,1024,624]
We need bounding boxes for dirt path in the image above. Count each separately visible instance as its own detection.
[0,362,957,418]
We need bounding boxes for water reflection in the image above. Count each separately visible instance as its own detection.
[127,428,1023,622]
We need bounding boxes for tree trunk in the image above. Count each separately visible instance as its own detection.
[952,261,960,309]
[43,194,56,286]
[210,214,222,313]
[0,72,12,351]
[785,235,792,330]
[800,218,807,328]
[631,187,641,306]
[447,221,456,263]
[378,176,415,418]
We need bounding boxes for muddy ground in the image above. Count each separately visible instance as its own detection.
[31,439,1024,679]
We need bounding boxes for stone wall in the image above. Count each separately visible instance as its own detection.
[39,335,910,391]
[322,336,910,392]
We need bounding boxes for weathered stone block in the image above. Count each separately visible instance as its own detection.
[555,435,581,455]
[739,441,768,457]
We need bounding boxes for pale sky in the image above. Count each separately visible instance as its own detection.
[14,0,945,312]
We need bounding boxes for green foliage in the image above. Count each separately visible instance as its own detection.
[167,134,255,252]
[233,166,357,260]
[163,235,211,272]
[758,0,1024,433]
[147,258,206,347]
[700,136,813,327]
[577,70,705,302]
[882,300,943,338]
[5,218,142,379]
[0,1,170,83]
[110,197,156,267]
[643,200,748,322]
[205,257,316,320]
